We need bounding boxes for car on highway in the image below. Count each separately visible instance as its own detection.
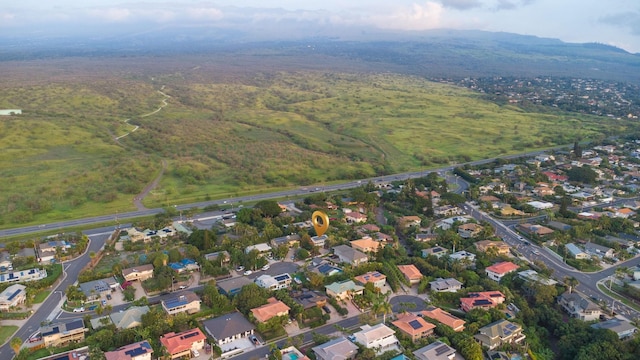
[532,249,540,255]
[244,270,253,276]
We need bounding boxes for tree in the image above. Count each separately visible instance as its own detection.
[564,276,579,293]
[254,200,283,218]
[10,337,22,355]
[234,283,269,315]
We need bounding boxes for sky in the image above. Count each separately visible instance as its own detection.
[2,0,640,53]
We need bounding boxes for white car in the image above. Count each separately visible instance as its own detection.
[192,349,200,357]
[73,307,85,313]
[262,264,270,271]
[244,270,253,276]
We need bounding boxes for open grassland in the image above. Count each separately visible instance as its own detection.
[0,58,637,226]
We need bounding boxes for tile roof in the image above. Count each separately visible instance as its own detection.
[486,261,519,275]
[421,306,465,331]
[160,328,206,355]
[202,312,255,341]
[392,312,435,337]
[251,298,291,323]
[397,264,423,281]
[105,340,153,360]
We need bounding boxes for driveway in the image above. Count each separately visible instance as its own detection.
[390,295,428,313]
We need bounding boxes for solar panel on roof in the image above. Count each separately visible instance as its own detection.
[474,299,492,305]
[408,319,423,330]
[489,293,503,297]
[125,347,147,357]
[182,331,199,339]
[435,345,451,356]
[468,293,480,298]
[66,319,84,331]
[506,323,518,330]
[7,289,22,301]
[165,299,188,308]
[275,274,290,281]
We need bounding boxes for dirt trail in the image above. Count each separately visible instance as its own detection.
[134,159,167,211]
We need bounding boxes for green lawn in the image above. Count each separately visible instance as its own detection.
[33,290,51,304]
[0,325,18,344]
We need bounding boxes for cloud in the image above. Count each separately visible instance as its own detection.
[89,7,132,22]
[494,0,536,11]
[438,0,483,10]
[372,2,444,30]
[599,11,640,36]
[186,7,224,21]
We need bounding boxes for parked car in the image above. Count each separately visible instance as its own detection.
[250,335,260,345]
[322,305,331,314]
[101,300,107,306]
[262,264,270,271]
[73,307,84,313]
[244,270,253,276]
[236,266,245,272]
[192,349,200,357]
[106,294,112,300]
[179,285,187,290]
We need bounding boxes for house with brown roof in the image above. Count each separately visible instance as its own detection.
[354,271,387,289]
[474,320,526,350]
[485,262,519,282]
[105,341,153,360]
[517,223,554,236]
[203,312,255,346]
[421,306,465,332]
[392,312,435,342]
[398,216,422,228]
[458,223,482,238]
[350,237,383,254]
[332,245,368,266]
[345,212,368,224]
[160,328,206,359]
[397,264,423,285]
[460,291,505,312]
[312,336,358,360]
[475,240,510,255]
[359,224,381,233]
[251,297,290,323]
[122,264,154,282]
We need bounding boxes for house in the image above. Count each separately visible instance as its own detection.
[345,212,368,223]
[460,291,505,312]
[204,251,230,263]
[591,318,638,339]
[109,306,150,330]
[449,250,476,265]
[518,270,558,286]
[392,312,435,342]
[350,238,383,253]
[79,278,118,301]
[160,328,207,359]
[397,264,423,285]
[413,341,457,360]
[474,320,526,350]
[358,224,381,233]
[434,205,463,217]
[203,312,255,346]
[251,297,291,323]
[161,291,201,315]
[485,261,519,282]
[429,278,463,292]
[421,306,465,332]
[354,271,387,289]
[279,347,310,360]
[0,284,26,311]
[414,233,437,242]
[614,208,636,219]
[122,264,154,282]
[527,200,554,210]
[292,290,328,309]
[38,240,71,254]
[41,319,86,347]
[438,216,471,230]
[15,247,36,260]
[271,234,301,248]
[312,336,358,360]
[105,341,153,360]
[0,251,11,270]
[245,243,272,256]
[457,223,483,238]
[475,240,510,255]
[517,223,554,236]
[255,273,292,291]
[566,243,589,259]
[421,246,448,259]
[0,268,47,284]
[37,248,56,263]
[217,276,253,296]
[332,245,368,266]
[310,260,343,276]
[37,347,89,360]
[547,221,572,231]
[398,216,422,228]
[584,242,615,259]
[325,280,364,300]
[557,291,602,321]
[352,323,400,354]
[310,235,328,248]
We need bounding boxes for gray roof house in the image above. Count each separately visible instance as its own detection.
[413,340,457,360]
[591,318,637,339]
[202,312,255,346]
[312,336,358,360]
[584,242,615,259]
[557,291,601,321]
[429,278,463,292]
[332,245,368,266]
[565,243,589,259]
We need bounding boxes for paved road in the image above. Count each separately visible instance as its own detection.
[390,295,428,313]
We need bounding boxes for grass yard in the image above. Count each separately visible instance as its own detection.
[33,290,51,304]
[0,325,18,344]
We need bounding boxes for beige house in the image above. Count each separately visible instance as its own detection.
[398,216,422,228]
[105,341,153,360]
[251,297,290,323]
[122,264,154,282]
[161,291,201,315]
[325,280,364,300]
[474,320,526,350]
[458,223,482,238]
[397,264,423,285]
[475,240,511,255]
[0,284,26,311]
[41,319,86,348]
[350,238,383,254]
[354,271,387,289]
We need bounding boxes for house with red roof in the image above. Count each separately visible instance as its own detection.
[460,291,505,312]
[392,312,435,342]
[421,306,465,332]
[159,328,206,359]
[397,264,423,285]
[485,262,519,282]
[251,297,290,323]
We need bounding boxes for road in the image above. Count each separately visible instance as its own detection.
[0,148,557,239]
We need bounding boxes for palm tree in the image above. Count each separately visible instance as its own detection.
[10,337,22,355]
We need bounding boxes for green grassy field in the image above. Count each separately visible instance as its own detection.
[33,290,50,304]
[0,325,18,344]
[0,64,637,227]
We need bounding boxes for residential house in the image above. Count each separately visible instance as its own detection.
[449,251,476,266]
[438,216,471,230]
[325,280,364,300]
[414,233,438,242]
[251,297,291,323]
[310,260,342,276]
[591,318,638,339]
[160,328,207,360]
[122,264,154,282]
[204,251,230,264]
[161,291,201,315]
[15,247,36,261]
[245,243,272,257]
[566,243,589,259]
[271,234,301,248]
[421,246,448,259]
[280,346,310,360]
[332,245,368,266]
[109,306,150,330]
[485,262,519,282]
[310,235,328,248]
[350,238,383,254]
[0,251,11,270]
[41,319,86,347]
[359,224,381,234]
[37,347,89,360]
[397,264,423,285]
[460,291,505,312]
[0,284,26,311]
[79,278,118,301]
[421,306,465,332]
[475,240,510,256]
[292,290,327,309]
[352,323,400,354]
[474,320,526,350]
[392,312,435,342]
[354,271,387,289]
[345,212,368,224]
[547,221,572,231]
[434,205,463,217]
[413,341,457,360]
[312,336,358,360]
[429,278,463,292]
[0,268,47,284]
[105,341,153,360]
[614,208,636,219]
[558,291,602,321]
[255,273,292,291]
[203,312,255,346]
[217,277,253,296]
[458,223,483,238]
[518,270,558,286]
[517,223,554,236]
[398,216,422,228]
[37,248,56,263]
[38,240,71,254]
[584,242,615,259]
